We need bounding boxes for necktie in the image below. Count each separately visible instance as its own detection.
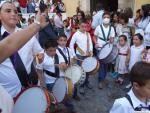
[135,104,150,111]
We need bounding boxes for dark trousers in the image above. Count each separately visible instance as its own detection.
[98,62,107,82]
[76,54,89,87]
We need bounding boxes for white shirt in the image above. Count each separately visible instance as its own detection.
[36,52,65,84]
[54,14,64,28]
[94,24,115,47]
[92,10,104,29]
[70,30,93,57]
[110,89,150,113]
[137,16,150,30]
[57,46,74,62]
[0,26,43,97]
[0,85,14,113]
[129,45,144,71]
[144,22,150,47]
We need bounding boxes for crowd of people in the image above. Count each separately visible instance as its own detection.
[0,0,150,113]
[8,0,66,13]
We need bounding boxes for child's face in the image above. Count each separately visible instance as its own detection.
[113,14,118,23]
[133,36,142,46]
[57,37,67,48]
[119,18,125,25]
[79,23,87,32]
[119,37,126,46]
[134,80,150,99]
[45,47,56,57]
[0,3,18,27]
[77,13,82,20]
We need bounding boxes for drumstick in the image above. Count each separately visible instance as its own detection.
[74,58,84,61]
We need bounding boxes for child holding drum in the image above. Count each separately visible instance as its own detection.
[94,11,115,89]
[36,39,77,113]
[115,35,130,85]
[70,19,93,94]
[57,34,81,102]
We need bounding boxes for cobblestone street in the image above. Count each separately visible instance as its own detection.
[72,74,129,113]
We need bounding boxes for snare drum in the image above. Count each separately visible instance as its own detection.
[52,77,74,103]
[98,43,118,64]
[65,64,86,85]
[82,57,100,75]
[13,87,51,113]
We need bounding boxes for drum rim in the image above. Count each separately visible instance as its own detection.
[81,57,98,72]
[13,86,51,113]
[65,64,83,84]
[52,77,67,102]
[98,43,113,60]
[52,77,74,102]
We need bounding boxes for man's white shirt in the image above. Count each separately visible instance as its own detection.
[0,26,43,97]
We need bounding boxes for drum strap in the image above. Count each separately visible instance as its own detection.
[125,94,146,111]
[86,32,90,53]
[43,70,59,78]
[44,54,59,78]
[57,47,70,64]
[100,25,111,42]
[0,31,29,87]
[54,54,60,77]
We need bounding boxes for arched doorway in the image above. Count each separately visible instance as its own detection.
[90,0,118,13]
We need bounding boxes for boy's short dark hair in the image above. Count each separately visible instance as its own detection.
[102,11,111,17]
[119,13,129,23]
[58,33,67,39]
[78,19,87,25]
[44,39,58,49]
[130,61,150,86]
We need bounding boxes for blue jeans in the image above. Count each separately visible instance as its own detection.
[46,83,75,112]
[98,62,107,82]
[76,54,89,87]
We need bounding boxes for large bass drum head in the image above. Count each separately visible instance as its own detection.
[65,65,82,84]
[13,87,49,113]
[52,77,67,103]
[82,57,97,73]
[98,43,113,60]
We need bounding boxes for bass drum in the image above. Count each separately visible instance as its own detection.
[82,57,99,75]
[65,64,86,85]
[13,87,51,113]
[98,43,118,64]
[52,77,74,103]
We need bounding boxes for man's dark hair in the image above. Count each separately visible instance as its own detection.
[130,61,150,86]
[44,39,58,49]
[58,33,67,39]
[39,3,48,13]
